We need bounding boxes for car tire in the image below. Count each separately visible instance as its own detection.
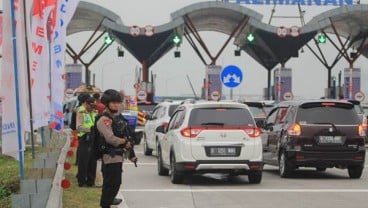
[348,166,363,179]
[157,146,169,176]
[279,151,292,178]
[143,135,153,156]
[248,171,262,184]
[170,154,184,184]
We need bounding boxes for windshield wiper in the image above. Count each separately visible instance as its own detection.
[200,122,225,126]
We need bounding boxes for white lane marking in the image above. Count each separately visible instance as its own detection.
[121,189,368,193]
[124,163,368,168]
[115,190,128,208]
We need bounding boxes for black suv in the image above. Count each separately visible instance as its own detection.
[261,100,366,178]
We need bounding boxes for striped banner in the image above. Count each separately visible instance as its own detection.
[49,0,80,130]
[1,0,30,160]
[29,0,57,129]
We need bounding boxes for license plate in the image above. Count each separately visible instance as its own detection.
[209,147,237,156]
[318,136,342,144]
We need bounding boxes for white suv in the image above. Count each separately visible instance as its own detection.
[143,101,181,155]
[156,101,263,184]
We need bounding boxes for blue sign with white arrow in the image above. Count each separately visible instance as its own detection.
[220,65,243,88]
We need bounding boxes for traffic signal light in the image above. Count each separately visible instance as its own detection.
[317,34,326,44]
[173,35,181,45]
[104,35,113,45]
[246,33,255,43]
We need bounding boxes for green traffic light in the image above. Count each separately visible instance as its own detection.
[318,34,326,44]
[246,33,255,43]
[173,35,181,44]
[104,35,113,45]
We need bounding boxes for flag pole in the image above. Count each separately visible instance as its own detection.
[22,0,36,159]
[10,0,25,180]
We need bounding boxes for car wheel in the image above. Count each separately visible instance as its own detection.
[316,167,327,172]
[279,151,292,178]
[248,171,262,184]
[157,146,169,176]
[170,154,184,184]
[348,166,363,179]
[143,134,153,156]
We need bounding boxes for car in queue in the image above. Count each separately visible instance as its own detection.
[260,100,366,178]
[156,100,263,184]
[143,101,181,155]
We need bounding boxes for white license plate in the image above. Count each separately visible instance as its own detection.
[210,147,237,156]
[318,136,342,144]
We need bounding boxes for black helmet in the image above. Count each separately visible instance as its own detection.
[77,93,90,104]
[101,89,122,106]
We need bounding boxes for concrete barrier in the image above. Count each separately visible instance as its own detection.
[11,129,71,208]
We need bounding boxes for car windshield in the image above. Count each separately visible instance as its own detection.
[189,108,255,126]
[248,106,267,118]
[296,106,360,125]
[364,107,368,115]
[168,105,179,117]
[353,104,364,114]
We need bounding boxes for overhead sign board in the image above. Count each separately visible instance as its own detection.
[129,25,140,37]
[221,65,243,88]
[222,0,353,6]
[289,26,300,37]
[144,25,155,37]
[276,26,289,38]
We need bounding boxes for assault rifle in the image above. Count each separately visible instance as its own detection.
[112,114,138,167]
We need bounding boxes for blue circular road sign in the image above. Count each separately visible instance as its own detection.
[220,65,243,88]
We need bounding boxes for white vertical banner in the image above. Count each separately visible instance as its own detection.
[1,0,30,160]
[0,13,3,48]
[49,0,80,130]
[29,0,57,129]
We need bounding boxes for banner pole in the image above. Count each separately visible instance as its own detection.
[10,0,25,180]
[22,0,36,159]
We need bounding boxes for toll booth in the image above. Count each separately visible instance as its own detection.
[65,64,83,90]
[205,65,222,101]
[273,67,293,101]
[343,68,361,99]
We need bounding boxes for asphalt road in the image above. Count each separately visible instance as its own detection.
[114,143,368,208]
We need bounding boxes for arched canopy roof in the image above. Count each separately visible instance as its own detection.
[68,1,368,69]
[306,4,368,58]
[67,1,122,36]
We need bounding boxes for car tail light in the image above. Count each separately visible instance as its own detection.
[180,127,203,138]
[288,123,301,136]
[354,155,364,160]
[358,124,366,137]
[242,127,261,138]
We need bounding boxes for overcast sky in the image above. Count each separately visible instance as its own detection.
[2,0,368,100]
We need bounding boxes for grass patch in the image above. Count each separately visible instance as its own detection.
[63,147,102,207]
[0,136,102,207]
[0,146,42,208]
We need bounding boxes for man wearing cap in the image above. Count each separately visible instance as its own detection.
[76,96,98,187]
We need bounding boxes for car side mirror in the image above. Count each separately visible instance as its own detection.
[256,120,265,128]
[265,123,274,131]
[156,124,167,134]
[145,114,151,120]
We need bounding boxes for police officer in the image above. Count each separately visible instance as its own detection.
[97,89,135,207]
[76,96,97,187]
